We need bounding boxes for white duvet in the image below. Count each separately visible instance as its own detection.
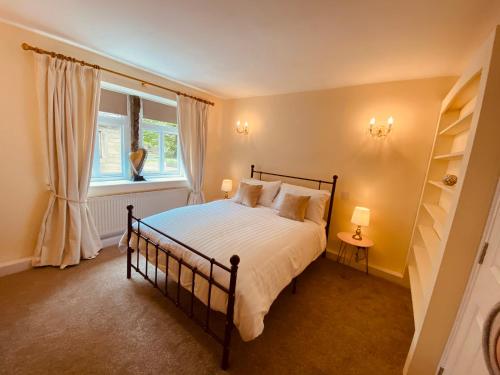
[118,199,326,341]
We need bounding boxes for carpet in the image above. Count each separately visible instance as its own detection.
[0,246,413,375]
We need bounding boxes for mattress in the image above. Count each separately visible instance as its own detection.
[119,199,326,341]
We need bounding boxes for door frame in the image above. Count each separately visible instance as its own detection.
[439,178,500,371]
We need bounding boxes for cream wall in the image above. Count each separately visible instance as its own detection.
[0,21,223,264]
[213,77,456,277]
[0,18,456,279]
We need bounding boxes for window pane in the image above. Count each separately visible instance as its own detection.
[164,134,178,173]
[98,124,122,175]
[143,118,177,127]
[143,130,160,173]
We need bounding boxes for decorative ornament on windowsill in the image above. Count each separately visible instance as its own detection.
[221,179,233,199]
[351,206,370,240]
[129,148,148,181]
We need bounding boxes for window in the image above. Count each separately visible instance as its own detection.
[92,112,129,181]
[141,118,181,177]
[91,85,182,182]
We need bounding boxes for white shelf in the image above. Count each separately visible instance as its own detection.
[418,225,441,260]
[433,151,464,161]
[412,245,432,291]
[444,72,481,112]
[439,111,473,136]
[408,254,424,328]
[428,180,456,193]
[423,203,447,227]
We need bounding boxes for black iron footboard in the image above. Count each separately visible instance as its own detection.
[125,205,240,370]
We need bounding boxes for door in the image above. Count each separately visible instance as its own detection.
[443,181,500,374]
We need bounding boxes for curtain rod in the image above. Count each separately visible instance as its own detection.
[21,43,215,106]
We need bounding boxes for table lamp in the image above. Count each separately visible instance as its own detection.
[221,179,233,199]
[351,206,370,240]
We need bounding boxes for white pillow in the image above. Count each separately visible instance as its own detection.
[233,178,281,207]
[272,183,330,224]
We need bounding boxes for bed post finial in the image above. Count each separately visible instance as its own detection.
[222,254,240,369]
[126,205,134,279]
[251,164,255,178]
[230,254,240,266]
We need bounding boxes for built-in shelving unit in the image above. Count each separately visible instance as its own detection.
[407,70,480,323]
[407,34,483,345]
[404,27,500,375]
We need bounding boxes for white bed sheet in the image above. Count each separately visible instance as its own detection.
[119,199,326,341]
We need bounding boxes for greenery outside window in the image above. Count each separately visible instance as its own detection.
[141,118,182,177]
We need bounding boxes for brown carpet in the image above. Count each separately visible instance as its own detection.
[0,247,413,375]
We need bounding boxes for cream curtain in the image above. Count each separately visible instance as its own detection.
[33,54,102,269]
[177,95,209,205]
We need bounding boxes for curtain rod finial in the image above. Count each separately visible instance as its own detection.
[21,43,30,50]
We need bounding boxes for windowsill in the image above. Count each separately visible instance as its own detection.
[88,177,188,197]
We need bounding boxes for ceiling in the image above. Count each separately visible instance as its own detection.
[1,0,499,98]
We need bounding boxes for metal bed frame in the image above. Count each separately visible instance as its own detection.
[126,165,338,369]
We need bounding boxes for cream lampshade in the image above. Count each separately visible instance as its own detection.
[351,206,370,240]
[221,179,233,199]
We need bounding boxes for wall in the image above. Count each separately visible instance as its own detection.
[0,18,456,280]
[214,77,456,278]
[0,20,223,264]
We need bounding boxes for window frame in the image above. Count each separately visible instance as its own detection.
[139,117,183,178]
[91,82,183,183]
[91,111,130,181]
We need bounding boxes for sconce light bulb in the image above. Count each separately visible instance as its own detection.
[370,117,376,125]
[388,116,394,126]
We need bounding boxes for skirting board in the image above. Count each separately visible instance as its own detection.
[0,241,407,287]
[0,235,123,278]
[325,248,408,287]
[101,234,123,248]
[0,257,33,278]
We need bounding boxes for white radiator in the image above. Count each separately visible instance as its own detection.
[88,188,189,238]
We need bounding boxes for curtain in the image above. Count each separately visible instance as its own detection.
[177,95,209,205]
[33,54,102,269]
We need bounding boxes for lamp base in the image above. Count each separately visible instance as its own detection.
[223,192,229,199]
[352,225,363,241]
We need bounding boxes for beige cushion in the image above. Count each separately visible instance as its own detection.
[272,183,330,225]
[278,193,311,222]
[234,182,263,208]
[235,178,281,207]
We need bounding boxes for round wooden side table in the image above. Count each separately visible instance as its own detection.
[336,232,374,274]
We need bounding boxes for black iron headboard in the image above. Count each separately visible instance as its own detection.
[250,164,338,241]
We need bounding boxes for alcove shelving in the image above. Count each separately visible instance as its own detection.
[404,26,500,375]
[407,70,481,329]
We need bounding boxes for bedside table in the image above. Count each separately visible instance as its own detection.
[336,232,374,274]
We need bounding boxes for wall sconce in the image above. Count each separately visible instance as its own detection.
[236,120,249,135]
[369,116,393,137]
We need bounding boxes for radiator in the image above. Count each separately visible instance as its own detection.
[88,188,189,238]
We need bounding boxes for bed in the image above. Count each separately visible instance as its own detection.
[120,165,338,369]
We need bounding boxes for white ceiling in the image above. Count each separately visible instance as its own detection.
[1,0,499,98]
